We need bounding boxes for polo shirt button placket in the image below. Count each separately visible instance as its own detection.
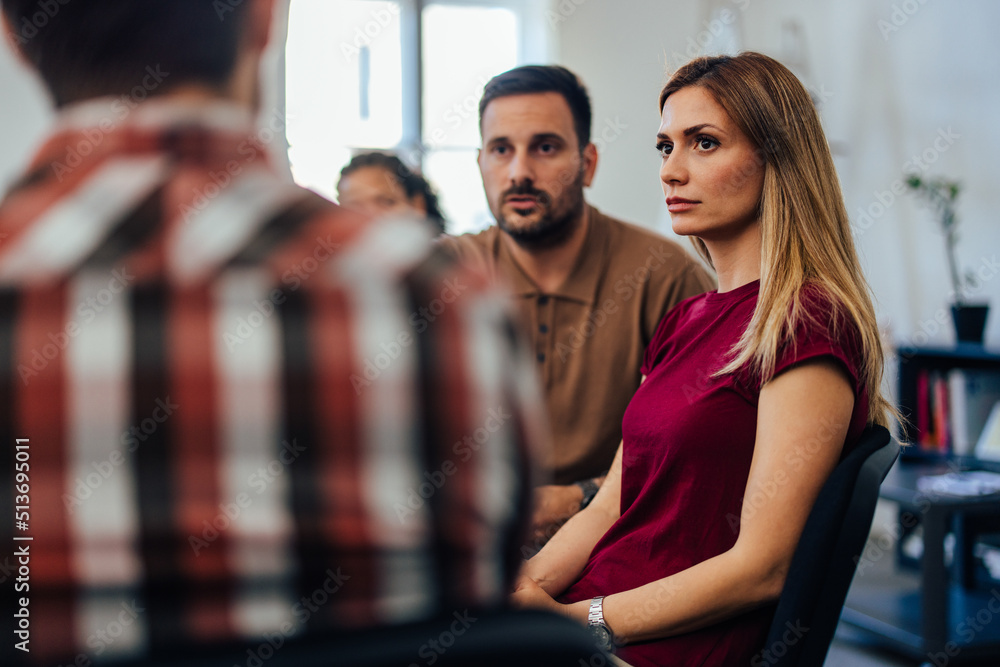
[537,295,552,369]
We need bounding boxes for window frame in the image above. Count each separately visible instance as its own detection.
[282,0,550,231]
[283,0,550,165]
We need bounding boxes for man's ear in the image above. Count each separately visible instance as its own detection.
[581,142,598,188]
[1,10,30,66]
[409,193,428,216]
[246,0,278,52]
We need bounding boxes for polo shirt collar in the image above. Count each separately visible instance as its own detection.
[497,204,608,305]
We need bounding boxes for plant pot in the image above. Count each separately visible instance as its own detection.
[951,304,989,344]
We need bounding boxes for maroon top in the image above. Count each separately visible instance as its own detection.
[559,280,869,667]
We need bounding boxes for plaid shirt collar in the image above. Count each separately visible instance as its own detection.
[28,96,268,174]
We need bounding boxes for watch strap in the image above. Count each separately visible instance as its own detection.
[587,595,615,653]
[588,595,606,625]
[577,478,600,510]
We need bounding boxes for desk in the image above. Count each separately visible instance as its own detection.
[841,461,1000,664]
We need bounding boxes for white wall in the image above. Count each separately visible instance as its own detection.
[551,0,1000,348]
[0,41,51,192]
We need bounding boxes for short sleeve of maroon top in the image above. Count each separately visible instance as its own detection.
[558,280,869,667]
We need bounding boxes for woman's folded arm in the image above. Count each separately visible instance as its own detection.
[555,359,855,644]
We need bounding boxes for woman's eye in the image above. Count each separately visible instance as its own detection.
[696,136,718,150]
[656,143,672,157]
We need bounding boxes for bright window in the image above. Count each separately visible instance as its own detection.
[421,4,518,233]
[285,0,548,234]
[286,1,405,198]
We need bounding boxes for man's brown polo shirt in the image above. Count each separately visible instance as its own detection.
[438,205,715,484]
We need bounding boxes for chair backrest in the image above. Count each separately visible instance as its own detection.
[102,607,607,667]
[759,423,899,667]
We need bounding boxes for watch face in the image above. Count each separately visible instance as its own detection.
[589,623,613,652]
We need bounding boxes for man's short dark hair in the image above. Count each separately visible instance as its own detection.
[1,0,249,107]
[478,65,593,152]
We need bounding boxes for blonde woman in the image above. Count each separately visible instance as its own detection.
[511,52,893,667]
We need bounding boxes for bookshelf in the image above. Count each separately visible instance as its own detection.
[846,345,1000,663]
[896,344,1000,467]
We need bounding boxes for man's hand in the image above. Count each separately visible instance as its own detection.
[511,575,562,614]
[511,575,589,625]
[531,483,583,545]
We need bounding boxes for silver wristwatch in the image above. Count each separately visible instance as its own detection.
[587,595,615,652]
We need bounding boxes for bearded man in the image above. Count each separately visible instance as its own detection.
[439,65,715,546]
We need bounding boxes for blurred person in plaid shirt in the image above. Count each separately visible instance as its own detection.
[0,1,543,664]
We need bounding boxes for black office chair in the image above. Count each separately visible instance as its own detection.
[758,423,899,667]
[94,606,608,667]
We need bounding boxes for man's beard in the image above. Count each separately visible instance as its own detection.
[496,170,586,251]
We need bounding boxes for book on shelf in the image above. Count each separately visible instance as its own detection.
[916,369,950,453]
[976,401,1000,462]
[934,372,950,453]
[948,369,1000,456]
[916,369,933,450]
[973,535,1000,587]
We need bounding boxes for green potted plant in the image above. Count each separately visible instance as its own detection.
[905,174,988,344]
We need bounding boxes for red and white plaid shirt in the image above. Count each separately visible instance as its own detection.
[0,99,542,665]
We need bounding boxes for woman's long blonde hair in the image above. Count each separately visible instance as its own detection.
[660,52,893,426]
